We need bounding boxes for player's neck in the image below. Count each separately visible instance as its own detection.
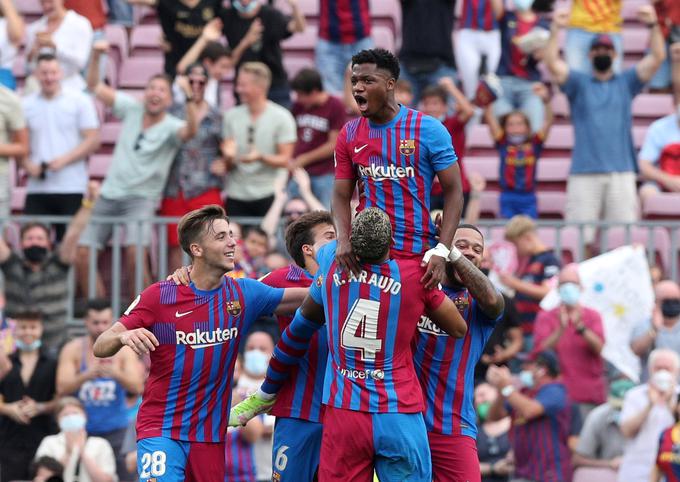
[189,264,225,291]
[369,100,400,125]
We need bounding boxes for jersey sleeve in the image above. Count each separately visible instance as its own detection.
[118,285,159,330]
[334,123,356,180]
[535,384,567,416]
[424,117,458,172]
[309,242,338,304]
[422,286,447,311]
[239,278,285,320]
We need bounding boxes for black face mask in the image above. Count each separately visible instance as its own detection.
[592,55,613,72]
[661,299,680,319]
[23,245,48,263]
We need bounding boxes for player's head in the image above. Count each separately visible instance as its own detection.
[30,456,63,482]
[350,48,400,117]
[447,224,485,284]
[20,222,52,264]
[500,110,531,143]
[504,215,539,257]
[420,84,448,120]
[144,73,174,116]
[236,62,271,103]
[56,397,87,433]
[350,207,392,264]
[199,41,232,81]
[14,311,44,353]
[84,298,114,342]
[285,211,336,272]
[36,53,62,97]
[178,204,236,272]
[243,330,275,378]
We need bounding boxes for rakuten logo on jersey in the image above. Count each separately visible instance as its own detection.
[175,327,238,349]
[357,164,415,181]
[417,316,447,337]
[340,367,385,381]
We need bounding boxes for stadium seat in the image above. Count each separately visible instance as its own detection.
[119,57,164,89]
[537,191,567,219]
[544,125,574,151]
[283,55,315,79]
[105,24,129,72]
[134,5,159,25]
[622,28,648,56]
[370,0,402,39]
[130,25,164,57]
[281,25,317,59]
[551,94,570,121]
[600,226,671,272]
[538,226,582,263]
[622,0,648,23]
[573,467,618,482]
[10,187,26,213]
[17,0,42,20]
[220,87,236,111]
[89,154,113,179]
[479,190,500,218]
[100,123,122,153]
[642,193,680,219]
[465,157,498,183]
[632,94,674,121]
[371,25,396,52]
[274,0,320,19]
[467,125,494,151]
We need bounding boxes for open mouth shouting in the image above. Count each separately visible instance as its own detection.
[354,94,369,114]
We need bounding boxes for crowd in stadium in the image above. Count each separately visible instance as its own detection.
[0,0,679,480]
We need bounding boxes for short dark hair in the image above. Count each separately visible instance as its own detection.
[291,68,324,94]
[351,48,400,80]
[178,205,229,258]
[457,223,485,239]
[199,41,231,63]
[13,310,44,322]
[244,226,268,240]
[36,52,58,64]
[420,85,448,104]
[500,110,530,131]
[147,73,173,89]
[285,211,335,268]
[86,298,112,313]
[350,208,392,263]
[186,61,208,78]
[20,222,51,241]
[534,350,560,377]
[30,456,63,479]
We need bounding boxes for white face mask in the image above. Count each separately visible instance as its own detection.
[652,369,676,393]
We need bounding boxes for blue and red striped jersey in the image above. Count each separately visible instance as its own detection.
[309,241,446,413]
[497,133,545,193]
[335,106,458,257]
[514,251,560,334]
[119,278,283,442]
[412,286,500,437]
[460,0,498,31]
[318,0,371,44]
[225,428,257,482]
[260,265,327,423]
[496,12,549,81]
[656,425,680,482]
[510,382,573,482]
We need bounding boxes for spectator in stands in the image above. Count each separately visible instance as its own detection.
[572,379,635,480]
[161,62,225,271]
[534,264,607,419]
[0,82,28,221]
[235,330,276,482]
[222,0,306,108]
[652,391,680,482]
[0,0,24,89]
[156,0,223,77]
[35,397,116,482]
[420,78,474,212]
[565,0,623,74]
[56,299,144,481]
[21,53,100,242]
[649,0,680,98]
[315,0,372,95]
[501,215,561,349]
[222,62,297,219]
[398,0,457,104]
[475,382,513,482]
[487,351,574,482]
[456,0,502,100]
[175,18,239,109]
[25,0,93,93]
[631,280,680,376]
[484,83,553,218]
[77,41,198,297]
[64,0,108,82]
[492,0,550,133]
[545,8,666,249]
[30,456,64,482]
[395,78,415,107]
[289,68,346,209]
[0,182,100,356]
[638,102,680,202]
[238,226,270,279]
[0,311,58,482]
[618,348,680,482]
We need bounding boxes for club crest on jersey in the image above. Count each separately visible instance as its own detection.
[226,301,241,316]
[399,139,415,156]
[315,275,323,287]
[454,296,469,314]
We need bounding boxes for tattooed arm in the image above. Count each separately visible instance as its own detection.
[451,255,504,319]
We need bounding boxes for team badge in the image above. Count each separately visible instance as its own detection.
[453,296,469,314]
[316,275,323,287]
[202,7,214,20]
[226,301,241,316]
[399,139,415,156]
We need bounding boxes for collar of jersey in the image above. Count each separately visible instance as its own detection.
[189,276,227,296]
[368,104,407,130]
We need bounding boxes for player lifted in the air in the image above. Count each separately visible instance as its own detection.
[92,205,306,482]
[333,48,464,289]
[231,208,469,481]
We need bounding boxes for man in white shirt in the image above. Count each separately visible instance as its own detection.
[21,53,99,241]
[25,0,93,93]
[0,84,28,221]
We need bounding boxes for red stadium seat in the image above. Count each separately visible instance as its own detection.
[89,154,113,179]
[622,28,648,56]
[17,0,42,20]
[632,94,674,121]
[537,191,567,219]
[130,25,164,57]
[551,94,570,121]
[274,0,320,19]
[467,125,494,150]
[544,125,574,151]
[119,57,164,89]
[465,157,498,183]
[642,193,680,219]
[105,24,129,72]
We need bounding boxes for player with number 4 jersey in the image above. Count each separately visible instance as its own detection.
[231,208,468,482]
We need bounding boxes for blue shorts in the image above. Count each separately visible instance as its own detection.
[272,418,323,481]
[500,190,538,219]
[319,405,431,482]
[137,437,225,482]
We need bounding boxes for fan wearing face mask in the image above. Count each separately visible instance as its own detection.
[631,280,680,379]
[533,264,606,421]
[34,397,115,482]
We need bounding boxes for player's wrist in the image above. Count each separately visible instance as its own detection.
[448,245,462,263]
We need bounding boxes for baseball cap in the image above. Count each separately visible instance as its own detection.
[590,34,615,50]
[530,350,560,376]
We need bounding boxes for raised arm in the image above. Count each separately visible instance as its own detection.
[274,287,309,316]
[332,178,361,275]
[260,171,289,242]
[291,168,325,211]
[286,0,307,34]
[58,182,100,265]
[635,5,666,84]
[177,18,223,75]
[87,41,116,107]
[439,77,475,124]
[449,249,505,319]
[483,105,504,144]
[532,83,554,138]
[545,9,570,85]
[426,296,468,338]
[0,0,24,46]
[175,76,199,141]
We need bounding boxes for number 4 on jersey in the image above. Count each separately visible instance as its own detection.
[341,298,382,361]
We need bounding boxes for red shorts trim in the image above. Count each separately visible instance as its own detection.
[428,432,481,482]
[160,189,223,246]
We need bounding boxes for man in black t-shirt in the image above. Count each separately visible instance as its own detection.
[222,0,306,108]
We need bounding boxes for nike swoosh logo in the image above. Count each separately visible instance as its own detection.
[354,144,368,153]
[175,310,193,318]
